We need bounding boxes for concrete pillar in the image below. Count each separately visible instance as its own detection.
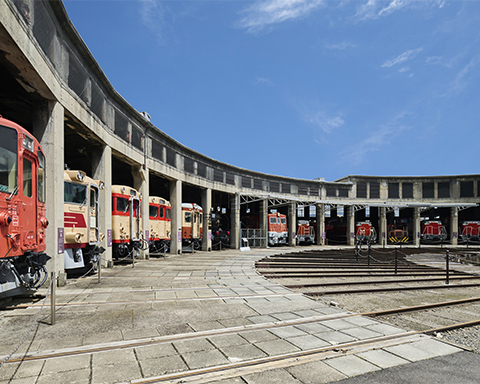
[316,204,325,246]
[450,207,459,246]
[347,205,355,246]
[92,144,112,267]
[413,207,421,247]
[169,179,182,254]
[230,193,241,249]
[201,188,212,251]
[259,199,268,248]
[288,202,297,246]
[33,101,65,280]
[379,207,387,247]
[132,165,149,259]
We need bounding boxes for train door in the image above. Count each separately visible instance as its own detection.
[130,196,141,241]
[20,150,38,250]
[192,210,199,239]
[89,184,100,243]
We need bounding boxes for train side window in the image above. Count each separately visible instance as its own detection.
[160,207,164,218]
[0,126,17,193]
[23,157,33,198]
[281,218,286,224]
[166,208,171,220]
[38,151,45,202]
[90,188,96,208]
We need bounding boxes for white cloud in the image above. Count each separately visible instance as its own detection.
[139,0,167,43]
[355,0,445,21]
[339,112,412,164]
[382,48,423,68]
[304,109,345,135]
[255,77,274,86]
[325,41,357,50]
[238,0,325,34]
[449,57,478,95]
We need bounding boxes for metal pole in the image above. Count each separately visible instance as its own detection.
[446,249,450,285]
[50,272,56,325]
[132,246,135,268]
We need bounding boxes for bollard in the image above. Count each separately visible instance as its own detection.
[50,271,56,325]
[395,248,398,275]
[97,259,101,284]
[446,249,450,285]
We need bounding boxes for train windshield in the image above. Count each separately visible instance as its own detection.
[166,208,171,220]
[116,197,129,213]
[0,125,18,193]
[150,205,159,218]
[64,181,87,204]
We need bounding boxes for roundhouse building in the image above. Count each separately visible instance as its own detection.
[0,0,478,281]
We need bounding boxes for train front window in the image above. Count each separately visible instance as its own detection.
[38,151,45,202]
[185,212,191,223]
[0,125,18,193]
[150,205,159,218]
[116,197,129,213]
[166,208,171,220]
[281,218,286,224]
[64,181,87,204]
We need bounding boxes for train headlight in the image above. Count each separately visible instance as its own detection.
[76,171,85,181]
[0,213,12,226]
[22,135,34,152]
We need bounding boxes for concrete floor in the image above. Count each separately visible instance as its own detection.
[0,246,475,384]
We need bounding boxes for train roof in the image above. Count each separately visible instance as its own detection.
[149,196,171,206]
[64,170,104,187]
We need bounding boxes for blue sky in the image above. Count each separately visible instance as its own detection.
[64,0,480,181]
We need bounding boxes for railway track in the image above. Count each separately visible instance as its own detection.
[2,298,475,383]
[256,247,480,352]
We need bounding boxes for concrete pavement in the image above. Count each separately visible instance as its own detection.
[0,246,475,384]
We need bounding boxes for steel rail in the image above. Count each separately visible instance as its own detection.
[305,282,480,296]
[262,272,466,278]
[2,292,303,310]
[4,297,478,367]
[285,275,480,288]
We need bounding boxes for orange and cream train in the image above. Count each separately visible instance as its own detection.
[268,213,287,246]
[63,170,105,275]
[182,203,203,249]
[111,185,144,259]
[0,116,50,298]
[149,196,171,252]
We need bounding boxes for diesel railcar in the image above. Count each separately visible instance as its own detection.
[111,185,144,259]
[149,196,171,253]
[0,116,50,299]
[64,170,105,275]
[182,203,203,249]
[268,213,287,246]
[355,221,377,244]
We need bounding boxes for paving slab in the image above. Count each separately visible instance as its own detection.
[356,349,410,369]
[286,360,348,383]
[243,368,303,384]
[325,354,382,377]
